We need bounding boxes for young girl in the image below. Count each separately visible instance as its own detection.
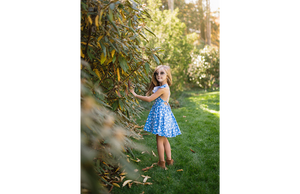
[129,65,181,169]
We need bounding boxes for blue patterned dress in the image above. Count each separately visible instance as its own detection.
[143,84,181,137]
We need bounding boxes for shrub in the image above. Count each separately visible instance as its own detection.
[188,46,219,90]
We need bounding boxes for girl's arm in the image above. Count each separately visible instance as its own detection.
[129,87,166,102]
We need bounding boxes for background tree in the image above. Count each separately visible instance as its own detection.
[143,0,197,92]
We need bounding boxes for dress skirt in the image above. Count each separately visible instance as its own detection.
[143,96,181,138]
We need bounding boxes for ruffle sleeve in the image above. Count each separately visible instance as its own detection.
[152,84,168,93]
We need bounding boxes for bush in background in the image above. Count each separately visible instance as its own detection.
[188,46,219,90]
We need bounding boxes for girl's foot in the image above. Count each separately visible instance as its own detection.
[157,160,165,168]
[166,159,174,166]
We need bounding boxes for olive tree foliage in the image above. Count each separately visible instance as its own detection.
[81,0,160,193]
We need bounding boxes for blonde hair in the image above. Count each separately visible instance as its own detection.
[146,65,172,96]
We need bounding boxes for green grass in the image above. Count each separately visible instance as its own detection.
[112,90,219,194]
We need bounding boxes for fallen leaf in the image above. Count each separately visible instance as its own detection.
[122,180,133,187]
[141,151,146,154]
[141,175,151,183]
[120,172,127,176]
[190,148,195,153]
[177,169,183,171]
[142,166,152,171]
[141,191,145,194]
[134,169,139,172]
[152,150,157,157]
[142,163,157,171]
[128,182,133,188]
[112,183,120,188]
[144,182,153,185]
[185,120,187,122]
[133,181,144,185]
[120,176,126,181]
[183,116,186,117]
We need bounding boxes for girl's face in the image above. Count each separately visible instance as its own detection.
[154,67,167,83]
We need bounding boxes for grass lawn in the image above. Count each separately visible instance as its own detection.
[112,90,219,194]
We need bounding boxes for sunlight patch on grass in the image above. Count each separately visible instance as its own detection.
[200,104,220,116]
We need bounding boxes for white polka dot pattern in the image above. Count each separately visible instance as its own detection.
[143,84,181,137]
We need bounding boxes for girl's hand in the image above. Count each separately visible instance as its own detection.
[129,85,136,97]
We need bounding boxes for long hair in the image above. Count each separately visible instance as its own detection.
[146,65,172,96]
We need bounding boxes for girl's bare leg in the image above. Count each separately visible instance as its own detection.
[163,138,172,160]
[156,135,165,162]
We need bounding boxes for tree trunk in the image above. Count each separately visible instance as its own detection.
[168,0,174,12]
[206,0,211,45]
[198,0,206,43]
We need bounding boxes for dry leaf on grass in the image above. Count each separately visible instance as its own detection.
[183,116,186,117]
[131,158,141,163]
[120,172,127,176]
[120,176,126,181]
[152,150,157,157]
[134,181,143,184]
[142,166,152,171]
[190,148,195,153]
[112,183,120,188]
[177,169,183,171]
[144,182,153,185]
[133,181,144,185]
[134,169,139,172]
[142,163,156,171]
[141,175,151,183]
[122,180,132,187]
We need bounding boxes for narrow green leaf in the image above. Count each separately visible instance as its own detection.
[108,41,118,52]
[112,54,116,63]
[118,56,129,72]
[143,10,152,19]
[126,146,135,158]
[108,8,113,21]
[109,3,115,10]
[138,32,149,42]
[128,18,132,27]
[129,33,138,40]
[100,177,113,186]
[156,54,163,64]
[108,18,121,37]
[112,101,118,111]
[153,54,160,65]
[144,62,150,73]
[119,100,124,110]
[145,26,156,37]
[100,41,106,57]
